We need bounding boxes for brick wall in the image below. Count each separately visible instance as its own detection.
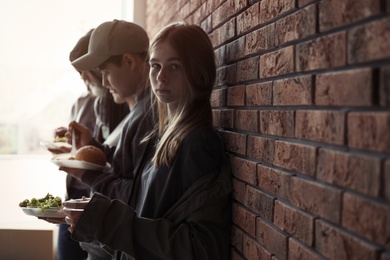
[144,0,390,259]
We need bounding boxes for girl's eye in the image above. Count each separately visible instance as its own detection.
[151,63,161,70]
[171,64,180,70]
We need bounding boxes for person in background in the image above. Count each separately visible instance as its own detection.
[54,29,129,260]
[58,20,154,259]
[63,22,232,260]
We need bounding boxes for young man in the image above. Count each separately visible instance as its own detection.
[60,19,155,259]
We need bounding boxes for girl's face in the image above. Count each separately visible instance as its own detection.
[149,43,187,112]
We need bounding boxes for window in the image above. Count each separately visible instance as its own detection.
[0,0,136,154]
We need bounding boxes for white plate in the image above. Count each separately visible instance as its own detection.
[40,140,71,150]
[21,207,65,218]
[51,153,108,171]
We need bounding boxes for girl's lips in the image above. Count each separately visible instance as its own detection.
[156,88,169,94]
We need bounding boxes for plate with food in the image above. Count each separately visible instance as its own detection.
[40,140,71,150]
[19,193,66,218]
[21,207,65,218]
[51,145,108,171]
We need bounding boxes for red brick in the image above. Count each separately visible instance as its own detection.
[193,2,208,26]
[212,0,247,28]
[256,218,288,260]
[274,141,317,177]
[209,0,226,12]
[275,4,316,45]
[247,136,274,163]
[295,110,345,145]
[273,75,313,106]
[259,110,295,137]
[210,18,235,47]
[223,131,247,155]
[297,0,317,7]
[214,46,226,67]
[347,112,390,153]
[227,37,246,62]
[316,219,380,259]
[232,178,246,204]
[298,118,327,144]
[237,56,259,82]
[222,109,234,128]
[260,46,295,78]
[213,109,234,129]
[317,149,381,197]
[257,164,292,200]
[232,203,257,237]
[231,156,258,185]
[231,249,245,260]
[236,2,260,35]
[385,160,390,200]
[216,64,237,86]
[315,68,373,106]
[348,17,390,64]
[319,0,381,32]
[235,110,259,132]
[210,88,226,107]
[176,2,190,21]
[380,66,390,107]
[200,15,212,33]
[289,238,324,260]
[188,0,204,13]
[259,0,296,24]
[296,32,347,72]
[246,82,273,106]
[231,225,244,253]
[245,24,275,56]
[290,177,342,223]
[342,192,390,247]
[227,85,245,106]
[245,186,274,221]
[274,200,314,246]
[212,110,221,128]
[243,235,272,260]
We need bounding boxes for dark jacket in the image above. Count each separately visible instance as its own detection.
[80,91,155,202]
[71,127,233,259]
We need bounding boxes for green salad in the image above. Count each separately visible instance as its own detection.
[19,193,62,212]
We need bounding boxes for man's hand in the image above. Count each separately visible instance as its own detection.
[48,146,72,154]
[66,121,93,149]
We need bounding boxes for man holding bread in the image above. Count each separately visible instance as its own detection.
[59,20,155,259]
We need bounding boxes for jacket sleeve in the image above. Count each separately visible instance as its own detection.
[77,139,135,202]
[78,112,152,202]
[72,163,232,260]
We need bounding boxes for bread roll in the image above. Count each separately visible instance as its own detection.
[75,145,106,166]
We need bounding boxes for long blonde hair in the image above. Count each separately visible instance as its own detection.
[149,22,216,167]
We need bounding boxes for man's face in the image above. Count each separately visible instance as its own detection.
[99,57,137,102]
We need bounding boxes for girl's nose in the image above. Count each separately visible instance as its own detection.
[157,68,168,83]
